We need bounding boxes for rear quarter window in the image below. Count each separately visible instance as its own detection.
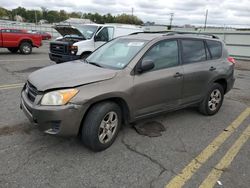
[206,40,222,59]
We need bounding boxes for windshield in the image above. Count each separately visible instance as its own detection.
[77,25,98,39]
[86,38,147,69]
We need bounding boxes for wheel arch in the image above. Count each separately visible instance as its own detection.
[19,39,33,47]
[213,78,227,94]
[78,97,131,135]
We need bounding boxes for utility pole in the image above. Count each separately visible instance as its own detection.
[132,8,134,16]
[204,9,208,31]
[169,13,174,30]
[35,10,38,25]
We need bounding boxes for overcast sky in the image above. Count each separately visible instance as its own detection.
[1,0,250,27]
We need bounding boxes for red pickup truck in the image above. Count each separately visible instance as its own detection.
[0,28,42,54]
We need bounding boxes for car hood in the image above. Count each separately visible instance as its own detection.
[28,61,118,91]
[54,25,84,38]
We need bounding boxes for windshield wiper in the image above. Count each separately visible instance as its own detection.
[85,60,102,68]
[89,62,102,68]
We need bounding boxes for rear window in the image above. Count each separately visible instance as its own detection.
[181,39,206,64]
[206,40,222,59]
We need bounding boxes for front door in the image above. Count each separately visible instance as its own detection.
[94,27,114,49]
[132,40,183,118]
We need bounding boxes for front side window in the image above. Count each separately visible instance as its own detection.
[86,38,147,69]
[95,27,110,42]
[206,40,222,59]
[142,40,179,70]
[181,39,206,64]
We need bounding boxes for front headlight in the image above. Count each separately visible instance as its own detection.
[69,45,78,55]
[41,89,79,106]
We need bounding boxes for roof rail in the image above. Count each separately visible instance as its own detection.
[130,31,219,39]
[130,31,170,35]
[166,31,219,39]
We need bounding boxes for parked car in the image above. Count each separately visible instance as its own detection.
[21,32,235,151]
[49,23,143,63]
[0,28,42,54]
[29,30,52,40]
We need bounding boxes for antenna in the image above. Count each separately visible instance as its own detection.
[35,10,37,25]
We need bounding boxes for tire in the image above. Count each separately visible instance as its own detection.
[81,102,122,152]
[55,60,63,64]
[80,52,91,60]
[19,42,32,54]
[8,47,19,53]
[199,83,224,115]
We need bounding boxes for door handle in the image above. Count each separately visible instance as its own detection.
[209,66,216,71]
[173,72,183,78]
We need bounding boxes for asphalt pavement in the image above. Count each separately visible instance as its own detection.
[0,43,249,188]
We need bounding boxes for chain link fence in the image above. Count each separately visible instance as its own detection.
[0,20,60,38]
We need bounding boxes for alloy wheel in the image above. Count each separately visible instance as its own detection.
[208,89,222,111]
[98,111,118,144]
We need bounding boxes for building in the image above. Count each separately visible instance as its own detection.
[60,18,95,25]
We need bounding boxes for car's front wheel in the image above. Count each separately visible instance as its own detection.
[81,102,122,151]
[199,83,224,115]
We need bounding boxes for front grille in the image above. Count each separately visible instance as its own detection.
[50,43,68,54]
[26,82,38,102]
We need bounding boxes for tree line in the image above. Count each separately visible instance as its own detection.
[0,7,143,25]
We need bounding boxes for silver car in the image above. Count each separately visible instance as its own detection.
[21,32,235,151]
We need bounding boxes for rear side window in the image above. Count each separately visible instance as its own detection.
[206,40,222,59]
[181,40,206,64]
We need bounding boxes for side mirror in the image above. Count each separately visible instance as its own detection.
[137,60,155,73]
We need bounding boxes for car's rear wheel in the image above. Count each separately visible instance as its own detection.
[199,83,224,115]
[19,42,32,54]
[8,47,19,53]
[81,102,122,151]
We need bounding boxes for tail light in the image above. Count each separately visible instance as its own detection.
[227,57,236,64]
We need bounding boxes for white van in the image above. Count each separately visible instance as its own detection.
[49,24,143,63]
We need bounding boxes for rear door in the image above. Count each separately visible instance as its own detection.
[180,39,221,104]
[132,39,183,117]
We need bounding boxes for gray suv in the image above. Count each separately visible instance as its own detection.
[20,32,235,151]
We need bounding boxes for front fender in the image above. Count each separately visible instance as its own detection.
[75,40,95,56]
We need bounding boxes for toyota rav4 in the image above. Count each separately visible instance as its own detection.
[21,32,235,151]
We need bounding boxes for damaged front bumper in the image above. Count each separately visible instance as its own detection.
[20,90,86,136]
